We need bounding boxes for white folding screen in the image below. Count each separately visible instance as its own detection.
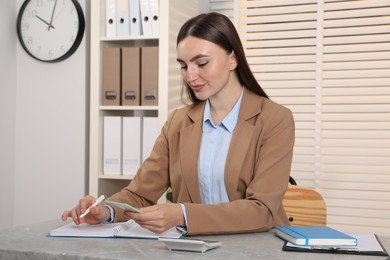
[209,0,235,18]
[317,0,390,236]
[211,0,390,236]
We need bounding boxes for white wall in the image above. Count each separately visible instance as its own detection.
[0,0,17,229]
[0,0,89,229]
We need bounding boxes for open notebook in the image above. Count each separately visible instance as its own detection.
[49,220,183,239]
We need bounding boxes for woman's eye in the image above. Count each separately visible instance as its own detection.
[198,61,208,68]
[180,65,187,70]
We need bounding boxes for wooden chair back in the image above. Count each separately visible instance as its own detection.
[282,185,327,226]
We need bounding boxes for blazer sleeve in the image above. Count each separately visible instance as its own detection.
[105,111,177,223]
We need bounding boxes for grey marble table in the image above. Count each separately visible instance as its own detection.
[0,220,389,259]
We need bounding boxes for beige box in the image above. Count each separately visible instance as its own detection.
[122,47,141,106]
[102,47,121,106]
[141,46,158,106]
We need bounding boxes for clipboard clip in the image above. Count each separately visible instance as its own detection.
[311,246,359,252]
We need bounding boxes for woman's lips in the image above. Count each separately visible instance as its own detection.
[191,84,204,91]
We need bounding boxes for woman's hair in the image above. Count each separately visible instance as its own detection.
[177,12,268,104]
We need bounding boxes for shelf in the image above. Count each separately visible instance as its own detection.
[100,106,158,111]
[99,175,134,180]
[100,36,159,42]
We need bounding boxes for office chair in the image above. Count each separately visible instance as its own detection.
[282,177,327,226]
[165,176,327,226]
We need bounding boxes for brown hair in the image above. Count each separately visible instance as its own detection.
[177,12,268,104]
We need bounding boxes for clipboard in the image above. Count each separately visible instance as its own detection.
[282,234,388,256]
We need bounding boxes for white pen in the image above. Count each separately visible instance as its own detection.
[79,195,105,219]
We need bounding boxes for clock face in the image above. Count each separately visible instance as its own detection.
[17,0,85,62]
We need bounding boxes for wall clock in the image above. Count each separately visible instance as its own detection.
[17,0,85,62]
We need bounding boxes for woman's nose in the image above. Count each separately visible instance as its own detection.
[185,65,198,83]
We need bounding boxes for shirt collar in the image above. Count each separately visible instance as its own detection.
[202,87,244,133]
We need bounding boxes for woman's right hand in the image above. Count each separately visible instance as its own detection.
[61,195,111,225]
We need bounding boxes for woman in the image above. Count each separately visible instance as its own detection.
[62,12,295,236]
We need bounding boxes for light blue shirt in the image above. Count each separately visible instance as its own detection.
[179,88,244,232]
[198,88,244,204]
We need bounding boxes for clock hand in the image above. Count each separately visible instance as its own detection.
[52,7,65,25]
[48,0,58,31]
[35,15,55,29]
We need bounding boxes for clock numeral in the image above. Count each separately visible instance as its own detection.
[25,9,37,19]
[60,46,66,53]
[70,35,75,43]
[48,49,54,58]
[70,6,75,15]
[35,46,41,55]
[22,22,30,30]
[36,0,44,7]
[27,37,33,45]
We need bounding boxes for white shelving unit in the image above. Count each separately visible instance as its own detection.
[89,0,200,198]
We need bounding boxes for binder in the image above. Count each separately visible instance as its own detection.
[142,117,159,162]
[122,116,141,176]
[141,46,158,106]
[140,0,152,36]
[121,47,140,106]
[103,116,122,175]
[129,0,142,36]
[116,0,130,36]
[149,0,159,36]
[102,48,121,106]
[105,0,116,37]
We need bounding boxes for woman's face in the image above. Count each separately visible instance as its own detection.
[177,36,237,101]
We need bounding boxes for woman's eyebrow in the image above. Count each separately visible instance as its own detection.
[177,54,209,63]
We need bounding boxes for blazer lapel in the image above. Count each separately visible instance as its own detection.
[224,89,264,200]
[178,104,205,203]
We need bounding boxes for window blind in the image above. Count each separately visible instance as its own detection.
[212,0,390,236]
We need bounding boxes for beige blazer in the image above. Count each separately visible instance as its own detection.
[108,88,295,235]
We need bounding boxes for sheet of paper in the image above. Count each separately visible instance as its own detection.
[348,234,385,251]
[49,222,118,237]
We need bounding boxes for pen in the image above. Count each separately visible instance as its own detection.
[79,195,105,219]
